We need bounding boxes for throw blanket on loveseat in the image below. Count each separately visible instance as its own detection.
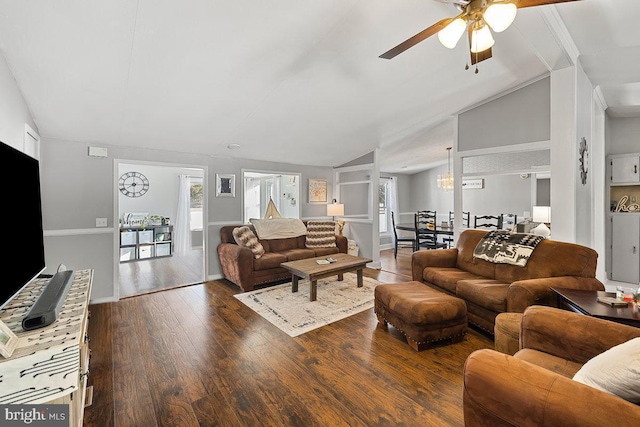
[473,231,544,267]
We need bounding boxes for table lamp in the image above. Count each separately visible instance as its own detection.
[327,199,344,221]
[531,206,551,238]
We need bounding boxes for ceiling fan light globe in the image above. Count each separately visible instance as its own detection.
[484,3,517,33]
[437,18,467,49]
[470,25,495,53]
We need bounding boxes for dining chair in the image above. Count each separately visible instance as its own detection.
[443,211,471,248]
[500,213,518,231]
[415,211,447,250]
[473,215,502,230]
[391,211,416,258]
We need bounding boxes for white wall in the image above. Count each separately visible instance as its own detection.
[119,163,203,224]
[0,54,38,150]
[608,117,640,154]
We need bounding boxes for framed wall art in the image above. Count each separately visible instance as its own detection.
[216,174,236,197]
[308,179,327,203]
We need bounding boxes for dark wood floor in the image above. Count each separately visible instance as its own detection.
[84,248,493,427]
[119,248,204,298]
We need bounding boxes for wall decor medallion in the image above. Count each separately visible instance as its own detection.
[579,137,588,185]
[119,171,150,198]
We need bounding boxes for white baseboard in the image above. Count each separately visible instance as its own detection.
[367,261,382,270]
[207,273,224,281]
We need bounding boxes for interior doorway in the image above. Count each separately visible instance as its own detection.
[242,170,301,222]
[115,161,206,298]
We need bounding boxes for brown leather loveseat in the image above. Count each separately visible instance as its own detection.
[411,229,604,331]
[218,224,348,292]
[463,306,640,426]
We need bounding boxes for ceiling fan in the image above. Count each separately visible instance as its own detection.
[379,0,582,72]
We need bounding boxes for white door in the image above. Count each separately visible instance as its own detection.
[611,214,640,283]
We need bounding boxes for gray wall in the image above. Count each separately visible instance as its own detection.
[462,174,533,222]
[40,138,336,302]
[458,77,550,151]
[408,164,454,223]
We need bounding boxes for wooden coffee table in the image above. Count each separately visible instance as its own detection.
[280,253,372,301]
[552,287,640,328]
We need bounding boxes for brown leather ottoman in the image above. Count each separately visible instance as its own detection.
[374,281,468,351]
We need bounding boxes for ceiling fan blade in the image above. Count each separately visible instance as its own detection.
[379,18,454,59]
[470,47,492,65]
[517,0,582,8]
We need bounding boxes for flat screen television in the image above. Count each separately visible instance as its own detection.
[0,140,46,309]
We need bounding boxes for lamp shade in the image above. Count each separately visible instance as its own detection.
[327,203,344,217]
[532,206,551,223]
[438,18,467,49]
[470,24,495,53]
[484,2,517,33]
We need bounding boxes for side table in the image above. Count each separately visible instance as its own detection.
[552,287,640,328]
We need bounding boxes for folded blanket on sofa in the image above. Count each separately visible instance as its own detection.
[473,231,544,267]
[250,218,307,239]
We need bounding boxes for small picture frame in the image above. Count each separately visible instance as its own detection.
[0,319,18,358]
[216,174,236,197]
[309,179,327,203]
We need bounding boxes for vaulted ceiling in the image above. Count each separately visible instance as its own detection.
[0,0,637,173]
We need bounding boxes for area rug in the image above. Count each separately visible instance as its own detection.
[234,273,379,337]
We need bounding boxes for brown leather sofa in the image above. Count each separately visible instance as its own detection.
[411,229,604,331]
[217,224,348,292]
[463,306,640,426]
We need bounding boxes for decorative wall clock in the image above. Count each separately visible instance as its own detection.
[119,172,149,198]
[579,137,588,185]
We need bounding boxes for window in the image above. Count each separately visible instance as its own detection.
[379,179,390,233]
[189,178,203,231]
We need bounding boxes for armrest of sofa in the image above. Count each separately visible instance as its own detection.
[507,276,604,313]
[217,243,255,291]
[463,349,640,427]
[519,305,640,364]
[411,248,458,281]
[336,235,348,253]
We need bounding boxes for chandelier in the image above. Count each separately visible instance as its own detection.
[437,147,454,191]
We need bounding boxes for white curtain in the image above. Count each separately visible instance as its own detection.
[175,174,191,255]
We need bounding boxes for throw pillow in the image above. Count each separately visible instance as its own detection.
[232,226,265,259]
[572,337,640,403]
[305,221,337,248]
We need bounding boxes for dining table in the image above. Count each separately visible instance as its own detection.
[395,223,454,236]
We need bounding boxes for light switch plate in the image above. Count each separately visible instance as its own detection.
[96,218,107,227]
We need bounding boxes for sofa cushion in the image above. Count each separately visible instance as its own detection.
[253,253,287,271]
[423,267,486,294]
[494,238,598,284]
[455,230,496,279]
[572,337,640,404]
[313,247,340,257]
[515,348,583,378]
[268,237,300,252]
[232,226,265,259]
[305,221,337,248]
[456,279,509,313]
[281,248,316,261]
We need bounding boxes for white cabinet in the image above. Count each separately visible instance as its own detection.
[611,155,640,183]
[611,214,640,283]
